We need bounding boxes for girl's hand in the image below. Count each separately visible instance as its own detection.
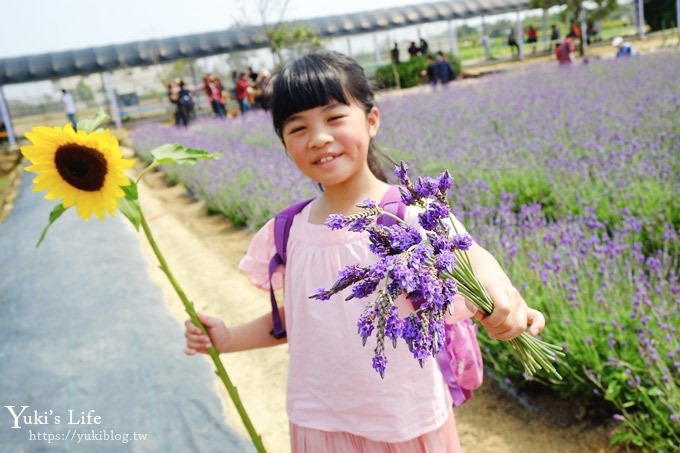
[184,312,231,355]
[472,285,546,340]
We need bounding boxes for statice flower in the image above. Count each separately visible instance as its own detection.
[372,354,388,379]
[357,198,378,209]
[311,161,563,379]
[325,214,346,230]
[452,233,474,251]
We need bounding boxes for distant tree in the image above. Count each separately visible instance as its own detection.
[644,0,677,30]
[239,0,322,65]
[164,59,192,85]
[489,19,515,39]
[75,78,94,102]
[530,0,618,54]
[269,24,322,62]
[457,24,478,40]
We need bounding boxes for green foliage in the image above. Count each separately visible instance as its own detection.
[475,220,680,450]
[530,0,618,23]
[149,144,220,167]
[269,24,322,62]
[488,169,560,219]
[644,0,679,30]
[36,204,67,247]
[373,55,461,90]
[75,78,94,102]
[119,183,141,230]
[77,110,109,133]
[164,59,193,85]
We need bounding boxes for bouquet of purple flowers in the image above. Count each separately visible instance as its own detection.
[311,162,563,380]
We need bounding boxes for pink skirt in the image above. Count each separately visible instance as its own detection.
[289,412,461,452]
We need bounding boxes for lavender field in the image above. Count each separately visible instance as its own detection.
[132,51,680,449]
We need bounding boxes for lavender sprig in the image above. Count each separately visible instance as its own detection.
[310,161,564,380]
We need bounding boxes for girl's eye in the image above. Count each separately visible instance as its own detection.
[329,115,346,122]
[288,126,305,134]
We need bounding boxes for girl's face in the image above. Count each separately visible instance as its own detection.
[281,99,380,188]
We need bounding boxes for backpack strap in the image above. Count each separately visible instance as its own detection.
[377,185,406,227]
[269,199,314,339]
[268,186,407,339]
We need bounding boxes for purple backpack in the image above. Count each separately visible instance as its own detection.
[267,186,483,406]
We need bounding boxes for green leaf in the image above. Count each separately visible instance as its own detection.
[604,381,621,401]
[36,204,67,247]
[122,182,138,201]
[646,387,662,396]
[150,144,219,166]
[118,197,142,230]
[77,110,110,133]
[609,431,629,445]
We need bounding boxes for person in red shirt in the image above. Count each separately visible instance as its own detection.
[526,25,538,54]
[555,37,573,65]
[235,72,251,114]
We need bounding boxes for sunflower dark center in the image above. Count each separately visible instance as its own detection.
[54,143,108,191]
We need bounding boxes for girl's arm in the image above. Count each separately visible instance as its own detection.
[466,243,545,340]
[184,308,287,355]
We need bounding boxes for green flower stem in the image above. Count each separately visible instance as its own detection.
[138,210,267,453]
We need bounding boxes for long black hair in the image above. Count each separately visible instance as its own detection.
[265,51,388,182]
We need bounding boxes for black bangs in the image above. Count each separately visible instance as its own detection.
[268,53,352,138]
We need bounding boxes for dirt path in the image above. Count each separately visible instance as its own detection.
[134,168,613,452]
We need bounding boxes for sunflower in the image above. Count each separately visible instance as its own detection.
[21,124,134,220]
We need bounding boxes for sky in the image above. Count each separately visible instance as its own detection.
[0,0,450,59]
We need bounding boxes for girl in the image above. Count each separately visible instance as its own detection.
[184,51,545,452]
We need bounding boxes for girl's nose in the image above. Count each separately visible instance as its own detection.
[308,130,333,149]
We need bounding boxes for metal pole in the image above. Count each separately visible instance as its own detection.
[637,0,645,38]
[448,20,459,56]
[677,0,680,29]
[346,36,352,57]
[516,11,524,60]
[102,71,122,129]
[579,7,588,56]
[541,9,548,50]
[0,86,17,148]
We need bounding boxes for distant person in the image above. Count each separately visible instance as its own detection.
[568,22,581,39]
[421,55,437,85]
[550,24,560,42]
[168,79,193,127]
[253,69,271,108]
[407,41,419,59]
[555,37,573,65]
[434,51,456,84]
[526,25,537,44]
[204,74,226,118]
[235,72,251,114]
[526,25,538,54]
[480,33,492,60]
[419,38,429,55]
[61,89,77,130]
[612,37,636,57]
[247,66,259,83]
[586,21,598,44]
[390,43,400,64]
[507,29,519,58]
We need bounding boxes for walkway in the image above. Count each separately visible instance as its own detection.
[0,173,252,452]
